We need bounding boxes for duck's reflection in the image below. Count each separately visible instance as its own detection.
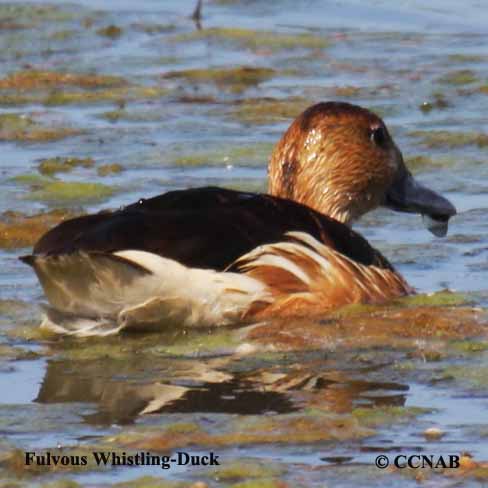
[35,352,409,426]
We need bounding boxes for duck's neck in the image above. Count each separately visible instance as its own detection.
[268,177,353,225]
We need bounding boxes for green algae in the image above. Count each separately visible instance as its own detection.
[11,173,51,186]
[0,300,40,335]
[0,71,166,105]
[448,54,485,63]
[40,481,82,488]
[97,25,123,39]
[231,480,287,488]
[43,86,168,106]
[38,157,95,176]
[405,155,458,171]
[0,344,37,361]
[15,167,118,205]
[229,97,310,125]
[332,302,384,319]
[29,181,115,203]
[172,142,273,167]
[100,107,168,123]
[352,406,432,428]
[0,4,77,25]
[451,340,488,355]
[172,27,329,52]
[0,113,81,143]
[0,70,127,90]
[0,299,31,318]
[0,113,36,131]
[212,460,284,481]
[394,290,468,308]
[333,86,362,97]
[418,93,449,113]
[409,130,488,149]
[442,363,488,389]
[132,23,177,34]
[110,477,185,488]
[15,170,115,203]
[153,327,240,356]
[97,163,124,176]
[0,480,24,488]
[163,66,276,94]
[50,29,77,41]
[48,333,172,361]
[164,422,202,435]
[438,69,479,85]
[113,412,371,452]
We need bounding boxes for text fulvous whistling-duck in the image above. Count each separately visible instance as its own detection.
[21,102,456,336]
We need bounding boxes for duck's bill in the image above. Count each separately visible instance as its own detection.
[384,170,456,237]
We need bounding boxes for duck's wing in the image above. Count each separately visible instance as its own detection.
[28,186,393,272]
[28,187,393,272]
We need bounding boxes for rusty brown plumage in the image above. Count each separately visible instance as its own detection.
[269,102,401,224]
[235,232,412,320]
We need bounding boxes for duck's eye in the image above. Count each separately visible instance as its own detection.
[370,126,387,146]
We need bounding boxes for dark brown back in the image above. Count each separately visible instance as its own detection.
[32,187,394,272]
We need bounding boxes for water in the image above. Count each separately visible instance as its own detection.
[0,0,487,486]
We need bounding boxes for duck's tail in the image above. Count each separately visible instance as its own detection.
[20,250,271,337]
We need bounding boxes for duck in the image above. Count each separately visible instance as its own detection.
[20,102,456,336]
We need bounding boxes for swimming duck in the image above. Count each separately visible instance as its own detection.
[21,102,456,336]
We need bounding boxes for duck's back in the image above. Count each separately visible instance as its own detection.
[32,186,393,272]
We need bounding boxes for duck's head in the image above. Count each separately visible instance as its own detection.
[269,101,456,236]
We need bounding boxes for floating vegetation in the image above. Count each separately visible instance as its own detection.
[409,130,488,148]
[163,66,276,94]
[332,85,362,97]
[109,477,189,488]
[0,343,36,360]
[229,97,310,125]
[29,181,116,203]
[405,155,458,171]
[97,163,124,176]
[114,413,371,452]
[131,22,177,34]
[171,142,273,167]
[229,479,287,488]
[438,69,479,85]
[418,93,449,113]
[210,460,284,482]
[0,3,78,25]
[0,70,127,90]
[394,290,468,307]
[100,107,172,123]
[43,86,168,106]
[38,157,95,176]
[0,70,167,106]
[13,173,116,203]
[97,25,123,39]
[447,54,485,63]
[352,406,431,428]
[171,27,329,52]
[247,305,487,351]
[0,209,77,249]
[0,113,81,142]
